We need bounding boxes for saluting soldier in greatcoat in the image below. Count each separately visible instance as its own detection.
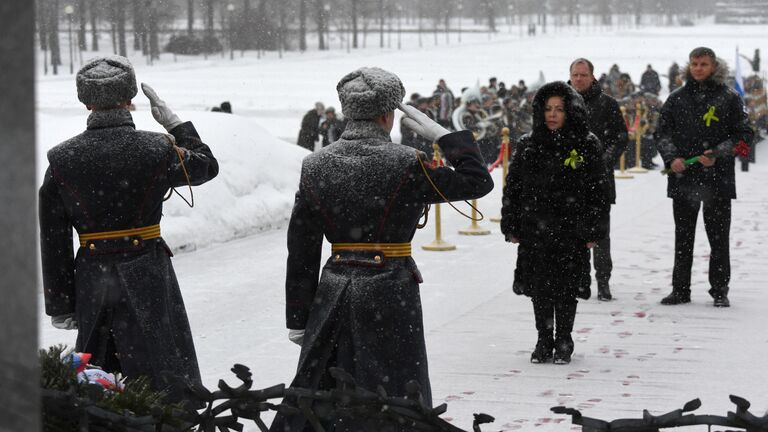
[270,67,493,431]
[39,55,219,402]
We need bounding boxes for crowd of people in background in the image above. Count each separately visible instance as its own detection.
[297,59,766,172]
[398,65,666,168]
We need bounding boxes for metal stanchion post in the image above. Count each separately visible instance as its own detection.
[615,106,634,179]
[490,127,510,223]
[422,143,456,251]
[615,152,634,179]
[458,200,490,235]
[627,102,649,174]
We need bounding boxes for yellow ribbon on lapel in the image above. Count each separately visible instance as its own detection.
[703,106,719,127]
[564,149,584,169]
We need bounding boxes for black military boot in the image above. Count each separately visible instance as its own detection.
[554,300,577,364]
[660,289,691,305]
[597,280,612,301]
[531,298,554,364]
[709,287,730,308]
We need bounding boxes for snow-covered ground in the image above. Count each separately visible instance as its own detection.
[37,20,768,430]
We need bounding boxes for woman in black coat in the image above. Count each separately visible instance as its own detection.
[501,81,610,364]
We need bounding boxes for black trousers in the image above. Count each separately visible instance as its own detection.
[591,213,612,283]
[531,297,577,341]
[671,197,731,292]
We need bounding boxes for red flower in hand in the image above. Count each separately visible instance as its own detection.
[734,141,750,159]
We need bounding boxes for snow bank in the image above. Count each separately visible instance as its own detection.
[37,110,306,252]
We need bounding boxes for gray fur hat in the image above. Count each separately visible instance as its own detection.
[336,67,405,120]
[76,55,137,108]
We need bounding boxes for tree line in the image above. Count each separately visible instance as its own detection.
[36,0,716,74]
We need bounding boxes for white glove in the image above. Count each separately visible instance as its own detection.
[51,314,77,330]
[141,83,183,132]
[288,329,305,346]
[398,102,451,143]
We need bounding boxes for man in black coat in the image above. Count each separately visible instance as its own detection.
[39,56,219,403]
[655,47,754,307]
[569,58,628,301]
[297,102,324,151]
[271,67,493,431]
[640,64,662,95]
[668,62,681,93]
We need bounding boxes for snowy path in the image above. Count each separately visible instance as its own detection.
[40,154,768,430]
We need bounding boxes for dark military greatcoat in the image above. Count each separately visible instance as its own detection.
[39,108,218,400]
[271,120,492,431]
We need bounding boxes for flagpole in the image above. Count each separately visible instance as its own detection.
[735,46,745,98]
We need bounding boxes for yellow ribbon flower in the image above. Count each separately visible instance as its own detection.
[703,106,719,127]
[564,149,584,169]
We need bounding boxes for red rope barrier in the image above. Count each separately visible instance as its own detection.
[488,141,508,173]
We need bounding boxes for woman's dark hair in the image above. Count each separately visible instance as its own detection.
[531,81,589,137]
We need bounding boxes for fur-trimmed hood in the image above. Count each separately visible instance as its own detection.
[683,57,729,86]
[531,81,589,138]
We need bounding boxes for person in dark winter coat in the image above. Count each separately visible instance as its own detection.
[569,58,628,301]
[434,78,455,129]
[501,81,610,365]
[668,62,682,93]
[39,56,219,403]
[655,47,754,307]
[297,102,324,151]
[640,64,662,95]
[270,67,493,431]
[319,106,346,147]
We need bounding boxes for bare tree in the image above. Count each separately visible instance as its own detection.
[277,0,286,55]
[241,0,253,50]
[77,0,87,50]
[299,0,307,51]
[115,0,127,56]
[89,0,98,50]
[379,0,384,48]
[598,0,611,25]
[443,0,453,43]
[148,0,159,60]
[351,0,358,48]
[37,0,49,74]
[485,0,496,32]
[565,0,580,26]
[316,0,326,50]
[48,0,62,73]
[187,0,194,35]
[37,0,49,52]
[133,0,143,51]
[205,0,215,39]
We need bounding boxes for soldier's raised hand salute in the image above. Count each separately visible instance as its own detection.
[398,102,450,143]
[141,82,183,131]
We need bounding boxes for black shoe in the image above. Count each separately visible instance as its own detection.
[660,290,690,305]
[553,336,573,365]
[597,282,612,301]
[713,295,730,308]
[530,336,554,364]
